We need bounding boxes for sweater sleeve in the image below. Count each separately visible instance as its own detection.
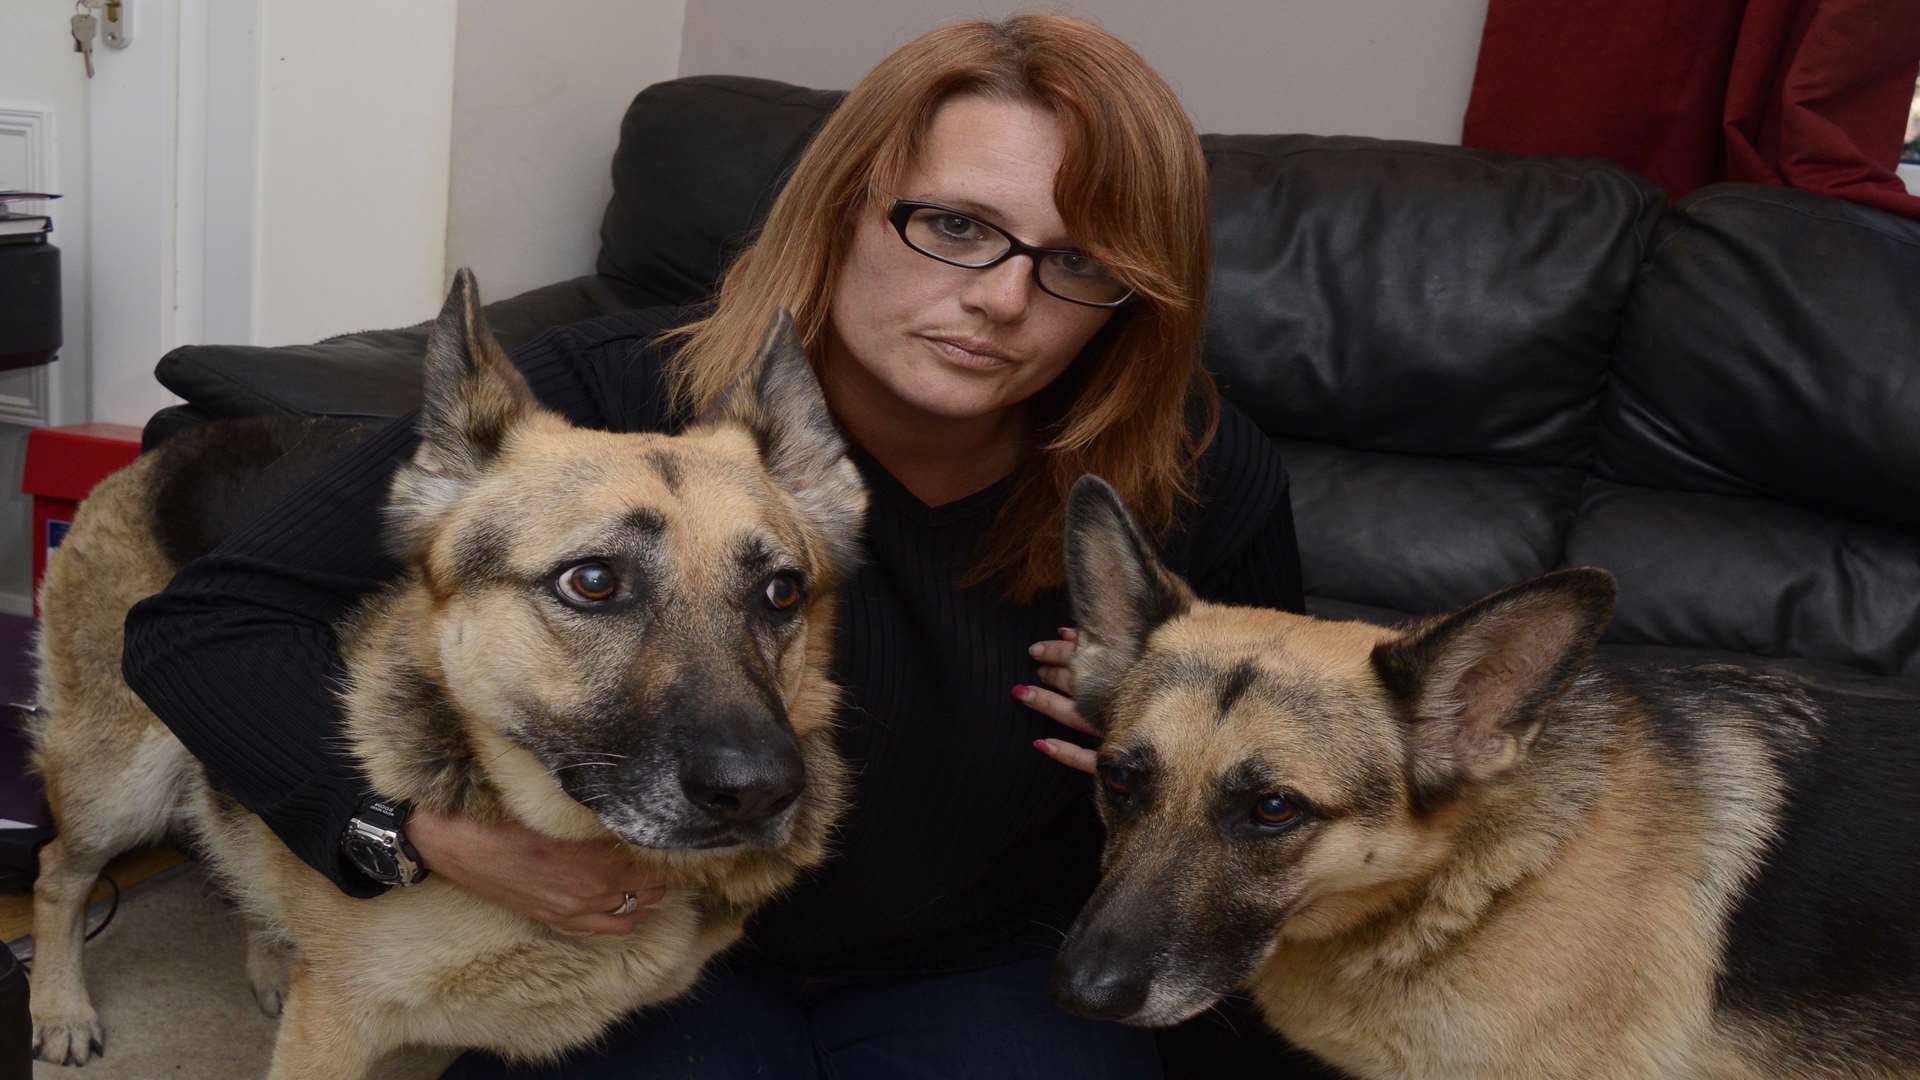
[121,312,684,896]
[1182,402,1307,615]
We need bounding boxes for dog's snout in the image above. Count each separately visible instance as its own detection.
[680,741,804,825]
[1050,928,1156,1021]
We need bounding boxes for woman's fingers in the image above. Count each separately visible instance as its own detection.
[1028,641,1074,666]
[554,911,646,936]
[581,882,666,918]
[1013,682,1100,737]
[1034,662,1074,696]
[1027,636,1076,668]
[1032,737,1097,775]
[408,809,669,936]
[1023,629,1096,775]
[1029,629,1078,695]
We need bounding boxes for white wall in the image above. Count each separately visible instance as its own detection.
[446,0,687,303]
[678,0,1491,142]
[252,1,458,345]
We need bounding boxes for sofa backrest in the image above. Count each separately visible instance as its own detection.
[598,77,845,309]
[1582,187,1920,676]
[1199,133,1665,622]
[601,75,1920,679]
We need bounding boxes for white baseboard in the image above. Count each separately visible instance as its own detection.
[0,592,34,618]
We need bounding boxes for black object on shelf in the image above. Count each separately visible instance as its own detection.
[0,939,24,1077]
[0,191,62,373]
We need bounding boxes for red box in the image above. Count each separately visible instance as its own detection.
[21,423,143,615]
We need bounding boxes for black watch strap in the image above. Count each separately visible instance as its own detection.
[342,797,429,887]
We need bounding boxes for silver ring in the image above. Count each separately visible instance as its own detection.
[610,891,639,916]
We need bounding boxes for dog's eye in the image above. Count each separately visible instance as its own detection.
[764,573,803,612]
[1251,794,1303,829]
[1100,765,1135,798]
[558,562,619,603]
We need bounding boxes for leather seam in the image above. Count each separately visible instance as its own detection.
[1679,191,1920,250]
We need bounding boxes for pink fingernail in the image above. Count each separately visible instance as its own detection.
[1032,739,1051,754]
[1012,685,1033,701]
[1058,627,1076,640]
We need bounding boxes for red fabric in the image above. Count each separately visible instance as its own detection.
[21,423,142,616]
[1462,0,1920,219]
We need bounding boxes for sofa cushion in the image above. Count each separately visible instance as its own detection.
[597,76,842,305]
[1580,184,1920,677]
[1601,184,1920,530]
[1202,134,1664,621]
[1284,440,1585,614]
[1567,479,1920,679]
[1202,134,1664,464]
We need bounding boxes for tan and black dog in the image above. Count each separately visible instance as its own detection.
[1050,475,1920,1079]
[27,272,865,1078]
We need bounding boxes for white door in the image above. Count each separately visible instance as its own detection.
[0,4,93,430]
[2,0,219,426]
[0,1,285,612]
[0,1,112,612]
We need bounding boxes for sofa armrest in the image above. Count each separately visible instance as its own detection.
[150,272,650,431]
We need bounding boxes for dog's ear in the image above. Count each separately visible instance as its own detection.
[1063,475,1194,729]
[1371,568,1616,808]
[704,308,866,578]
[387,269,538,555]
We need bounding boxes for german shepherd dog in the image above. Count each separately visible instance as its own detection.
[1050,476,1920,1079]
[27,272,865,1078]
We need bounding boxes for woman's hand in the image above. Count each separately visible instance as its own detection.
[405,808,667,935]
[1017,627,1100,775]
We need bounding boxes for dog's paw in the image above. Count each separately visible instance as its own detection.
[251,979,286,1017]
[245,929,297,1017]
[32,1012,106,1067]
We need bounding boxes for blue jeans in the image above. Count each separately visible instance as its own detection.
[442,952,1163,1079]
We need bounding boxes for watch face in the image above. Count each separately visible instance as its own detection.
[348,833,400,882]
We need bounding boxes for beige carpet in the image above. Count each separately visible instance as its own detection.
[17,862,452,1079]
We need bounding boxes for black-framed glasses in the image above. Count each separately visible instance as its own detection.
[886,200,1134,308]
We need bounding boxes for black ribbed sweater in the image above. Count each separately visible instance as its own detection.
[121,307,1304,974]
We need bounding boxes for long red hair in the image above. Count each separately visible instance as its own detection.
[665,15,1215,601]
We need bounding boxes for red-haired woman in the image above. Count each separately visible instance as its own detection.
[125,16,1305,1078]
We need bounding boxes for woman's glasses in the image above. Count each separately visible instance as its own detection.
[887,201,1134,308]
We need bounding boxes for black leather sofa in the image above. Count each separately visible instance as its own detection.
[144,74,1920,1071]
[152,74,1920,687]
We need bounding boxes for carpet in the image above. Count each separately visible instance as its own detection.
[21,861,448,1079]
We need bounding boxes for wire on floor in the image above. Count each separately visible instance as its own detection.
[19,873,121,974]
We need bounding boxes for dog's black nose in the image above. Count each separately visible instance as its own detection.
[680,742,805,824]
[1050,933,1154,1021]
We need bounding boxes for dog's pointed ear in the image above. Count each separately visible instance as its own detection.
[388,269,538,556]
[1371,568,1616,808]
[703,308,866,578]
[1064,475,1194,728]
[415,268,536,477]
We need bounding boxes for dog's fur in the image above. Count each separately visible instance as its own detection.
[1050,475,1920,1079]
[27,271,867,1078]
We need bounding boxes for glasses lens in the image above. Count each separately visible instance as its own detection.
[902,207,1010,267]
[897,204,1132,307]
[1037,253,1131,306]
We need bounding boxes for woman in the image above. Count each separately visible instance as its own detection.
[123,15,1307,1078]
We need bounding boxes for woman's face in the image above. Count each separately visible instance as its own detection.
[824,94,1118,427]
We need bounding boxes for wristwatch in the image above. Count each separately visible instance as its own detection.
[340,797,430,887]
